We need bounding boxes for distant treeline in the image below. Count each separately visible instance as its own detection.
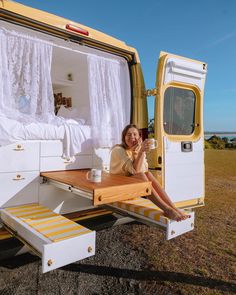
[205,135,236,149]
[148,120,236,149]
[205,131,236,135]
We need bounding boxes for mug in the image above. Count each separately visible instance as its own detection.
[86,169,102,183]
[147,138,158,150]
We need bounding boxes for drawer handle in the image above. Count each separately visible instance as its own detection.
[13,144,24,151]
[13,174,25,181]
[64,160,73,164]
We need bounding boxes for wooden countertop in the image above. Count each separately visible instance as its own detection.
[41,170,152,205]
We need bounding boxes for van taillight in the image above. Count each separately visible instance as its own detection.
[65,24,89,36]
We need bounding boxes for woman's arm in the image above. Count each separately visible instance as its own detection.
[132,139,150,173]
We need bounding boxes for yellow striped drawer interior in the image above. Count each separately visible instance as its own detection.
[5,203,91,242]
[111,197,167,224]
[0,227,12,240]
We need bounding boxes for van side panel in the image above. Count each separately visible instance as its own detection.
[131,63,148,133]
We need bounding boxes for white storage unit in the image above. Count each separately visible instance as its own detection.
[40,155,93,172]
[40,140,93,172]
[0,141,40,208]
[40,140,63,157]
[0,142,40,173]
[0,172,39,208]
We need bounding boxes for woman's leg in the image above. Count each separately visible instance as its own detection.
[144,171,189,219]
[145,172,179,208]
[134,173,182,221]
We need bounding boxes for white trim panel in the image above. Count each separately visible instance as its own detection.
[164,137,204,202]
[164,57,207,90]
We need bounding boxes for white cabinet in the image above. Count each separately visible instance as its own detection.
[0,172,39,208]
[0,142,40,172]
[40,140,63,157]
[40,155,92,172]
[40,140,93,172]
[0,141,40,208]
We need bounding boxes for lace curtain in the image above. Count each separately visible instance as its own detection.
[0,26,131,156]
[0,28,55,124]
[87,55,130,147]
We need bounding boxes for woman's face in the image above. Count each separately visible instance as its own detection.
[125,127,140,149]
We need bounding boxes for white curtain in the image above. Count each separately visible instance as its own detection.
[0,26,131,156]
[87,55,130,147]
[0,28,55,124]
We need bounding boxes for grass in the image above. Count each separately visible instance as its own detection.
[124,149,236,294]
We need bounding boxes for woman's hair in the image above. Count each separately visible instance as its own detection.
[120,124,140,149]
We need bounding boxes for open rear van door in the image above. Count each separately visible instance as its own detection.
[152,52,207,208]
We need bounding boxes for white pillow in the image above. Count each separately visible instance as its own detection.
[57,105,72,118]
[57,106,86,124]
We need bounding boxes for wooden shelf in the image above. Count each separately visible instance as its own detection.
[52,78,76,89]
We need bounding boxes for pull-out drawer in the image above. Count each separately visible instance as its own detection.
[40,140,93,157]
[0,203,95,273]
[109,197,194,240]
[40,155,93,172]
[40,140,63,157]
[0,142,40,172]
[0,171,39,208]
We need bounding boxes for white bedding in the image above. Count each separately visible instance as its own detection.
[0,116,92,158]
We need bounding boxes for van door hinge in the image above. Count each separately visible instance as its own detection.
[145,88,157,97]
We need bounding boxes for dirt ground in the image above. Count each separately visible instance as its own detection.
[0,149,235,295]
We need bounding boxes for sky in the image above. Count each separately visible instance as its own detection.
[14,0,236,132]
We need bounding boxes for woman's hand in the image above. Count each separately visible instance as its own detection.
[131,138,142,152]
[139,139,151,153]
[131,139,151,154]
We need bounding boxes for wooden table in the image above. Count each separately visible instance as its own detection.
[41,170,152,205]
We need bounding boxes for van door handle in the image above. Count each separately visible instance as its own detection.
[181,141,192,152]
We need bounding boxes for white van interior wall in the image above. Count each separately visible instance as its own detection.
[52,46,91,123]
[51,40,131,128]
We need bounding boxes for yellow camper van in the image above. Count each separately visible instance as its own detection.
[0,0,207,273]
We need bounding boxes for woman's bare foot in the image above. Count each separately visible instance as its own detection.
[175,208,191,220]
[164,208,182,221]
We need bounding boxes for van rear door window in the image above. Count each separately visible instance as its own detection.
[163,87,196,135]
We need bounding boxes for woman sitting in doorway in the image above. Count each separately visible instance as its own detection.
[109,124,189,221]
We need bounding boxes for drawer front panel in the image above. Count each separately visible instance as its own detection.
[40,141,63,157]
[0,172,39,208]
[40,155,92,172]
[40,141,93,157]
[0,142,40,172]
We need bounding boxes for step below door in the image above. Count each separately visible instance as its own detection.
[108,197,195,240]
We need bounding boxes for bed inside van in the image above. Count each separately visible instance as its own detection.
[0,19,131,166]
